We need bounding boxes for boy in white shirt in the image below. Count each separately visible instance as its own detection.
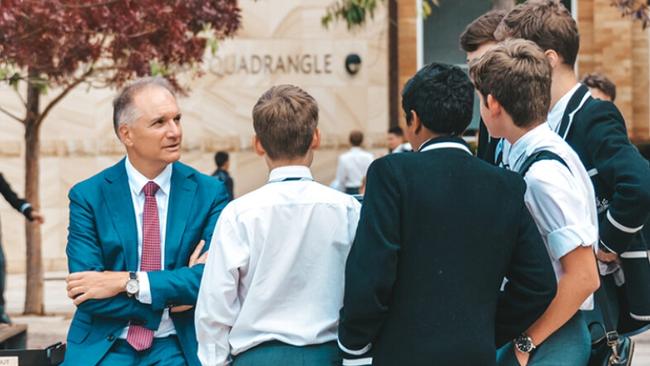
[195,85,361,366]
[470,39,600,366]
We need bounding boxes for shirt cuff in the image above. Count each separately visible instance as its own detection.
[136,272,152,304]
[19,203,31,213]
[547,224,597,260]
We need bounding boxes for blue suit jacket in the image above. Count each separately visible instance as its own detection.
[63,159,229,366]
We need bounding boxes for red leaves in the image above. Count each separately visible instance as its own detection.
[0,0,241,90]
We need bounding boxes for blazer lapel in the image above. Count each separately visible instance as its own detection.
[165,163,197,269]
[101,159,139,271]
[558,84,590,139]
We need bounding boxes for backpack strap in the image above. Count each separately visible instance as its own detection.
[518,150,570,177]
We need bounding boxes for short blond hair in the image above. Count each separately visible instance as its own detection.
[469,39,551,127]
[252,85,318,160]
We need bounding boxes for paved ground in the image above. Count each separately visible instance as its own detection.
[4,272,650,364]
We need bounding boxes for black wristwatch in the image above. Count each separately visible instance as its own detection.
[514,333,537,354]
[125,271,139,298]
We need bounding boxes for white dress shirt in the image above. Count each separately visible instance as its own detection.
[195,165,362,366]
[547,83,582,133]
[119,157,176,339]
[505,123,598,310]
[331,147,374,190]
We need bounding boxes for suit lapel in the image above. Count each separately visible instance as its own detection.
[165,163,197,269]
[557,84,590,139]
[101,159,139,271]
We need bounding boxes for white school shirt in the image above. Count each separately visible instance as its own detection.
[331,147,374,190]
[504,123,598,310]
[195,165,361,366]
[119,157,176,339]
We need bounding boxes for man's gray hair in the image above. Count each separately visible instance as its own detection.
[112,77,175,135]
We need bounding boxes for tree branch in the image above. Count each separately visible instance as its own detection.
[0,105,24,123]
[34,68,94,128]
[13,88,27,107]
[62,0,121,9]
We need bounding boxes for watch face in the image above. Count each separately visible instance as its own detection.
[515,335,534,353]
[126,279,139,295]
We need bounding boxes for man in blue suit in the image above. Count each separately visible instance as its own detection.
[63,77,229,366]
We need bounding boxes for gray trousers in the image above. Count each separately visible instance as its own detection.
[232,341,340,366]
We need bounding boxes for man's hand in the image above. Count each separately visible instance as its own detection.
[170,240,208,313]
[31,211,44,224]
[189,240,207,267]
[596,249,618,263]
[66,271,129,306]
[514,349,530,366]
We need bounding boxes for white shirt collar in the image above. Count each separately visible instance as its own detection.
[124,156,172,196]
[505,123,552,170]
[268,165,313,183]
[547,83,581,132]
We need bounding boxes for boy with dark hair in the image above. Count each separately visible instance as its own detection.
[471,38,600,366]
[338,62,556,366]
[581,72,616,102]
[195,85,361,366]
[212,151,234,201]
[460,9,507,164]
[496,0,650,334]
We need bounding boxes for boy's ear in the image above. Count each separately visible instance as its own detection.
[544,49,561,69]
[311,128,321,150]
[411,110,423,134]
[486,94,502,118]
[253,135,266,157]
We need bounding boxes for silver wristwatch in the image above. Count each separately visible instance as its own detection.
[125,271,139,297]
[514,333,537,354]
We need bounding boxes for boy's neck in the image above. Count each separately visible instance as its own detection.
[550,65,578,110]
[266,154,313,171]
[504,120,545,146]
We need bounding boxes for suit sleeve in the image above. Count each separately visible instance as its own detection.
[495,200,557,347]
[0,173,32,220]
[581,101,650,253]
[66,187,163,329]
[338,158,400,363]
[147,181,229,311]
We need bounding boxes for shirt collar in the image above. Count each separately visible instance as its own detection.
[548,83,581,131]
[268,165,313,183]
[124,156,172,196]
[418,136,472,155]
[505,123,551,170]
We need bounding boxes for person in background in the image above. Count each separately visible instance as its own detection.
[581,73,616,102]
[195,85,361,366]
[460,9,508,164]
[387,126,411,153]
[212,151,234,201]
[0,174,44,324]
[331,130,374,195]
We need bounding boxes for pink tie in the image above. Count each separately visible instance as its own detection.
[126,181,161,351]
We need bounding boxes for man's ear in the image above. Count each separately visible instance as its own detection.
[253,135,266,157]
[544,49,561,69]
[311,128,321,150]
[118,123,132,147]
[411,110,423,134]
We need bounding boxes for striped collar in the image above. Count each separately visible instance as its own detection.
[418,136,472,155]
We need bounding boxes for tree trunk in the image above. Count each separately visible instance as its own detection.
[388,0,399,128]
[492,0,516,11]
[23,68,43,315]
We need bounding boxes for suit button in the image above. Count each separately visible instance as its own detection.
[107,335,115,341]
